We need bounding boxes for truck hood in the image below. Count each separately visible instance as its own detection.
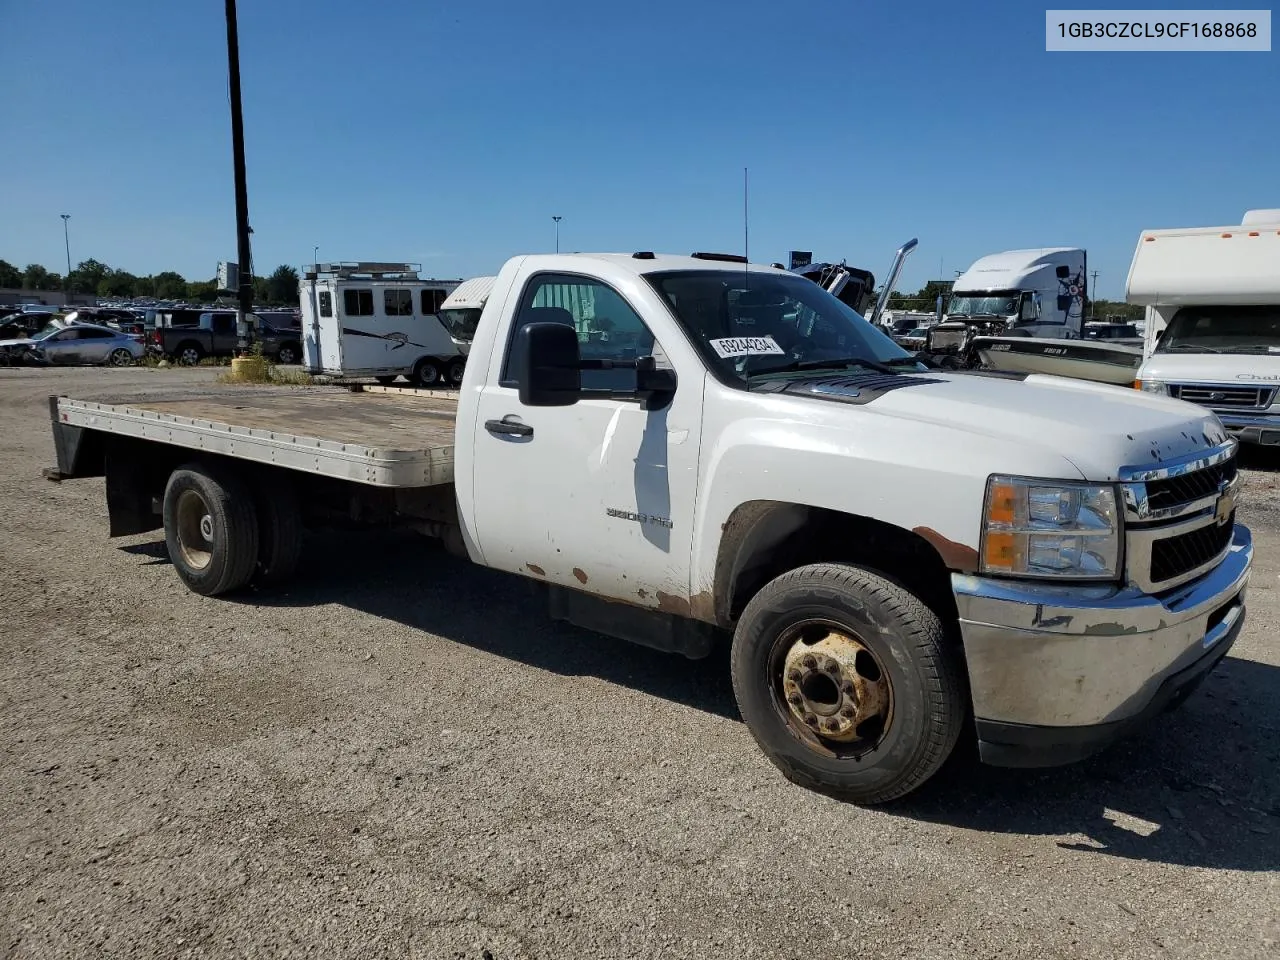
[779,371,1227,480]
[1138,351,1280,385]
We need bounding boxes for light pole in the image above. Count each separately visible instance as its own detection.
[60,214,72,299]
[552,216,562,253]
[313,245,319,268]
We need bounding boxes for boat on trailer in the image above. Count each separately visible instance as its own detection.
[973,335,1143,385]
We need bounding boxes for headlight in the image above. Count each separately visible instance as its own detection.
[981,476,1121,580]
[1135,379,1167,395]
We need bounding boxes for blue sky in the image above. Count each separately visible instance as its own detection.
[1,0,1275,298]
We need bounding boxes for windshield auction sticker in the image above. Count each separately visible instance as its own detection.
[709,336,786,359]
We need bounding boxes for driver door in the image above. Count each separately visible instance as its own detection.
[469,270,704,607]
[41,329,85,364]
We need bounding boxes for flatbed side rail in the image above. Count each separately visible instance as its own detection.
[52,396,453,488]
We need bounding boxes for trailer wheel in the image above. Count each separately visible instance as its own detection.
[447,358,466,386]
[162,463,260,596]
[412,358,441,387]
[275,342,301,365]
[253,482,304,586]
[730,563,966,805]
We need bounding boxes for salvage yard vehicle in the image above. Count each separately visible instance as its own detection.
[2,320,143,366]
[45,251,1251,803]
[299,262,463,386]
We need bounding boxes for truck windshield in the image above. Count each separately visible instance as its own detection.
[440,307,482,342]
[947,293,1019,318]
[1156,305,1280,355]
[644,270,916,383]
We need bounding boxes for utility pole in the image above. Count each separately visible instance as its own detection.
[1090,269,1099,320]
[552,216,562,253]
[60,214,72,300]
[225,0,255,353]
[313,245,319,268]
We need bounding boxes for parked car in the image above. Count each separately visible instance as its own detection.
[895,327,930,350]
[0,320,144,366]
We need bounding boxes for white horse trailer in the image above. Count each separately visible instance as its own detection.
[300,263,462,386]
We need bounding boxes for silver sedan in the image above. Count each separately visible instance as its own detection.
[1,322,146,366]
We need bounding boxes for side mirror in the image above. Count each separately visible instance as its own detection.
[517,321,581,406]
[635,357,678,410]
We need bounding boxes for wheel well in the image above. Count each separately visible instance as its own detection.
[174,339,202,355]
[714,501,960,630]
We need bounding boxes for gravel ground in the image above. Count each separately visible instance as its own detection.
[1,365,1277,960]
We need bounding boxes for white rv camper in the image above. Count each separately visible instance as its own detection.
[1129,209,1280,444]
[300,263,462,386]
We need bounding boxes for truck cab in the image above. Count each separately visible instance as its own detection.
[1130,210,1280,445]
[926,248,1088,364]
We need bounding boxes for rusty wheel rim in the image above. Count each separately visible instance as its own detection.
[175,489,214,571]
[773,621,894,758]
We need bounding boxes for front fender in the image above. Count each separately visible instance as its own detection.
[688,393,1084,608]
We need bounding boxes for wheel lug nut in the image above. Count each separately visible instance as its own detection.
[842,683,855,695]
[788,694,803,706]
[824,658,839,673]
[841,707,855,719]
[802,655,816,669]
[804,714,818,726]
[787,669,802,682]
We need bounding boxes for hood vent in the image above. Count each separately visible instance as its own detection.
[780,373,942,406]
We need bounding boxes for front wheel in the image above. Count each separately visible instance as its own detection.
[411,358,441,387]
[731,563,966,804]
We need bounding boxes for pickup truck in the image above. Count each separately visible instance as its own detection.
[45,251,1251,803]
[150,311,303,365]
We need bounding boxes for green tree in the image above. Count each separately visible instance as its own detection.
[68,258,111,296]
[153,271,187,300]
[133,275,155,298]
[252,275,270,302]
[186,279,219,302]
[0,259,22,288]
[23,263,62,291]
[266,264,300,305]
[98,271,138,298]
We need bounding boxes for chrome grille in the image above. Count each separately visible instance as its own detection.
[1169,384,1276,409]
[1120,441,1238,592]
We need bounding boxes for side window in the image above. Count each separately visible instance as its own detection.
[421,289,447,314]
[343,289,374,316]
[502,273,657,391]
[211,315,235,335]
[384,288,413,317]
[83,328,114,339]
[318,291,333,317]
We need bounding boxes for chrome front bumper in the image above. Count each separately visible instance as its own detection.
[1215,413,1280,445]
[952,524,1251,765]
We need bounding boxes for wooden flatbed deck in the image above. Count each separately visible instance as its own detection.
[55,385,458,487]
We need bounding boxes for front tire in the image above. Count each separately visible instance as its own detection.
[162,463,260,596]
[412,358,441,387]
[731,563,966,804]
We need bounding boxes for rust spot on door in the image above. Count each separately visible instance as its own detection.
[912,526,979,574]
[572,567,589,584]
[526,563,546,577]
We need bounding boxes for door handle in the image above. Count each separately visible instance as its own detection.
[485,418,533,437]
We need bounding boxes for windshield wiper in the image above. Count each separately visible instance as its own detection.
[753,356,899,376]
[1165,343,1226,353]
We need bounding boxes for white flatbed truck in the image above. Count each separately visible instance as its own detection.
[46,251,1252,803]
